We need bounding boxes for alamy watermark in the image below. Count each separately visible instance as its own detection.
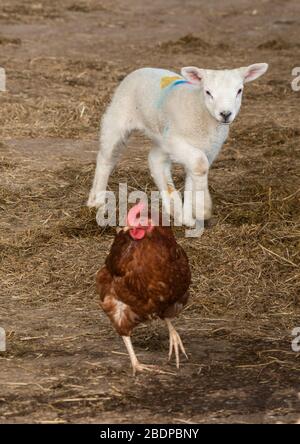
[291,67,300,91]
[95,183,205,237]
[0,67,6,92]
[291,327,300,352]
[0,327,6,352]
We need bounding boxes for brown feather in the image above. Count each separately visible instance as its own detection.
[96,226,191,336]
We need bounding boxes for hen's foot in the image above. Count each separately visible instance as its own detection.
[122,336,174,376]
[165,319,188,368]
[132,362,168,376]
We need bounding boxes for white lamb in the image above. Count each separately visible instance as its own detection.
[88,64,268,226]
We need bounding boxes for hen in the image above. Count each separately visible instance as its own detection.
[96,202,191,375]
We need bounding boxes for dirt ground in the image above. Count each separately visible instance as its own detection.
[0,0,300,424]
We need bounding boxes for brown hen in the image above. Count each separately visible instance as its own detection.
[96,202,191,375]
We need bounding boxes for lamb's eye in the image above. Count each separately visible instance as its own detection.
[237,88,243,95]
[206,90,213,98]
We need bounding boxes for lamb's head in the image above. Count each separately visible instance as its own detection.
[181,63,268,124]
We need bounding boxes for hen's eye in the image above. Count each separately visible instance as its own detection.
[237,88,243,95]
[206,90,213,98]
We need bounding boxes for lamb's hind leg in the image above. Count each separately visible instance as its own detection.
[87,115,129,220]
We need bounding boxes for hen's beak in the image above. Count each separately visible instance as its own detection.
[117,223,153,234]
[116,226,131,234]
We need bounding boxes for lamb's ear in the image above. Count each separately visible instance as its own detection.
[240,63,268,83]
[181,66,204,84]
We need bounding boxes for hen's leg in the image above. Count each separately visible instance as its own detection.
[165,319,188,368]
[122,336,164,376]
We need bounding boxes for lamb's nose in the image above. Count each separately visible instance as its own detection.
[220,111,232,122]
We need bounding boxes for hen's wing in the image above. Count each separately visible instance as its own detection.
[96,264,144,336]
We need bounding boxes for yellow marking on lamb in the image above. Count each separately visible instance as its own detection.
[160,76,182,89]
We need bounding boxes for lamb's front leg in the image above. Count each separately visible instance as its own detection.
[170,140,212,225]
[183,175,196,227]
[148,147,182,221]
[187,163,212,223]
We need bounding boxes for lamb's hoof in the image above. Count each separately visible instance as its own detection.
[203,205,212,220]
[87,194,100,208]
[96,205,109,226]
[204,217,216,229]
[183,214,196,227]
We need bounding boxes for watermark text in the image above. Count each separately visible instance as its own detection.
[291,327,300,352]
[0,327,6,352]
[0,67,6,91]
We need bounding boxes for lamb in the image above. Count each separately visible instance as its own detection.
[88,64,268,226]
